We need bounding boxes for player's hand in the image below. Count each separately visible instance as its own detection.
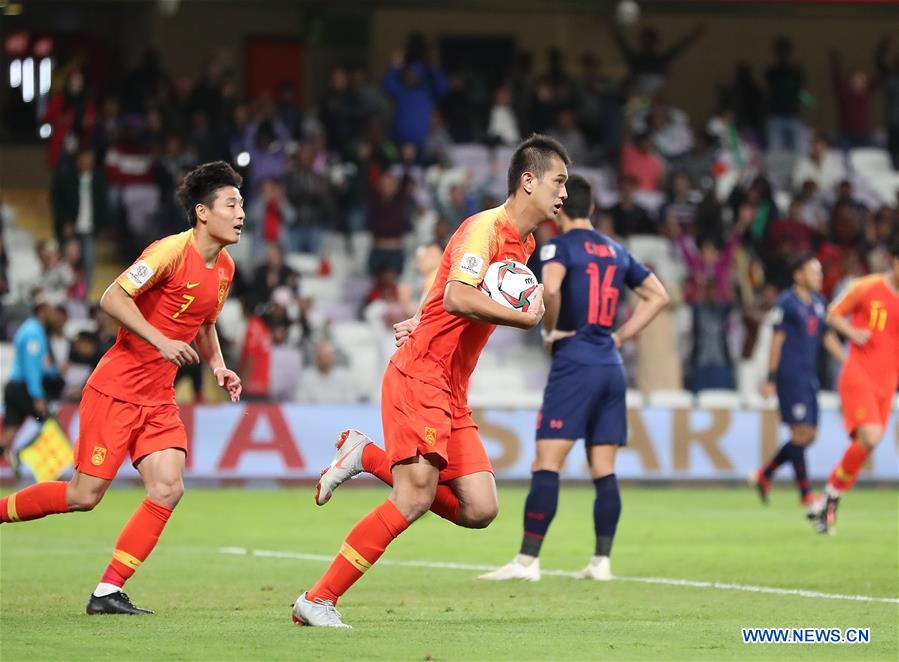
[393,316,420,347]
[156,337,200,367]
[611,332,622,348]
[846,327,872,347]
[760,381,776,399]
[517,285,545,330]
[542,329,575,352]
[214,367,242,402]
[33,398,49,420]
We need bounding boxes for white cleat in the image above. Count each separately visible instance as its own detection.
[574,556,613,581]
[315,429,372,506]
[477,556,541,582]
[292,592,352,628]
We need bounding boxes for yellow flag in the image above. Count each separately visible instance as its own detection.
[17,418,74,483]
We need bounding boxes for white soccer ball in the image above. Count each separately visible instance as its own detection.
[479,260,540,312]
[615,0,640,26]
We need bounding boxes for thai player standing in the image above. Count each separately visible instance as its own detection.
[751,254,845,505]
[0,162,243,614]
[809,240,899,534]
[294,135,569,627]
[479,175,669,582]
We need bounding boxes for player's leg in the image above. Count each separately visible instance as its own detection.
[752,385,805,504]
[576,444,619,581]
[297,454,437,628]
[0,470,110,523]
[788,423,816,505]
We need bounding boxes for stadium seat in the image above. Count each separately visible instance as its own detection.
[849,147,899,204]
[647,389,694,408]
[0,342,13,387]
[742,392,777,411]
[697,389,742,410]
[284,252,322,276]
[626,388,645,408]
[817,390,840,412]
[763,149,797,193]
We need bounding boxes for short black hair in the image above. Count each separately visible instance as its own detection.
[790,252,816,278]
[507,133,571,196]
[177,161,243,227]
[561,174,592,220]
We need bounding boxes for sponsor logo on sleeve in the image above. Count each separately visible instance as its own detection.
[540,244,557,261]
[125,260,154,288]
[459,253,484,278]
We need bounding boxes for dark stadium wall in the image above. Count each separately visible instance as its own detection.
[370,7,898,132]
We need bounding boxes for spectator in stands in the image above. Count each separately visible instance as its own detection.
[269,324,303,401]
[549,108,589,166]
[441,74,477,144]
[33,239,73,306]
[368,171,412,276]
[275,82,304,140]
[794,179,828,232]
[351,65,392,124]
[620,131,664,191]
[486,85,521,147]
[764,37,805,152]
[50,146,107,291]
[238,298,272,401]
[93,97,121,163]
[321,67,358,159]
[726,62,765,144]
[674,128,718,191]
[605,175,655,237]
[61,330,102,402]
[42,64,97,169]
[383,39,448,151]
[243,110,291,201]
[671,211,749,306]
[246,178,297,263]
[830,49,879,149]
[732,176,778,257]
[876,37,899,169]
[688,280,736,392]
[791,133,846,197]
[297,339,358,404]
[423,111,454,165]
[283,143,333,254]
[645,101,694,160]
[660,172,698,235]
[608,23,705,97]
[61,237,89,314]
[105,116,159,253]
[439,183,478,231]
[250,242,300,306]
[765,201,816,288]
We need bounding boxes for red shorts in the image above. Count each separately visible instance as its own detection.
[381,363,492,483]
[838,365,894,435]
[73,386,187,480]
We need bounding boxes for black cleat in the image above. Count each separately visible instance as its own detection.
[86,591,155,615]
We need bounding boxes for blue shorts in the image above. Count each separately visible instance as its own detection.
[776,378,819,427]
[536,358,627,445]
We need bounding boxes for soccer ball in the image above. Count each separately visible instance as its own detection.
[479,260,540,311]
[615,0,640,26]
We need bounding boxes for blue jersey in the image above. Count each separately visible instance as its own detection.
[9,317,59,400]
[772,288,826,382]
[540,228,650,365]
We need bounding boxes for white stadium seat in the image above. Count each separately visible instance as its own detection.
[697,389,742,410]
[647,389,694,408]
[626,389,645,408]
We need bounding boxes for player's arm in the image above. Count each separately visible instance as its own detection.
[822,330,847,364]
[394,290,429,347]
[825,281,871,346]
[539,261,574,350]
[761,330,785,398]
[195,322,241,402]
[612,273,669,347]
[444,280,544,329]
[100,282,200,366]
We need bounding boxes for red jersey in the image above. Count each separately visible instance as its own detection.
[829,274,899,392]
[240,315,272,397]
[391,204,535,402]
[88,230,235,405]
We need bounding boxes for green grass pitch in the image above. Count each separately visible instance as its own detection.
[1,485,896,660]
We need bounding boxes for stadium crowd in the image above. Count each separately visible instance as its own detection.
[2,30,899,403]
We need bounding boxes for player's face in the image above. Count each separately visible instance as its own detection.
[534,155,568,220]
[800,259,823,292]
[201,186,244,245]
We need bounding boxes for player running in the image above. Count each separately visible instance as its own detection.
[808,240,899,534]
[750,254,845,505]
[293,135,568,628]
[0,161,243,614]
[477,175,668,582]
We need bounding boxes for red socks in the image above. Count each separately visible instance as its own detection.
[362,444,460,523]
[0,481,69,522]
[100,498,173,587]
[828,441,869,494]
[307,499,409,604]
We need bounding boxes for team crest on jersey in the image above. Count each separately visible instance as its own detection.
[91,446,107,466]
[792,404,807,420]
[540,244,556,261]
[125,260,154,288]
[217,279,229,304]
[424,427,437,445]
[459,253,484,277]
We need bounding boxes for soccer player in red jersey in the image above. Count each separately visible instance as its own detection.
[0,161,243,614]
[809,239,899,534]
[293,135,569,628]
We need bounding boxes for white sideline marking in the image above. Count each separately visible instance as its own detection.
[218,547,899,605]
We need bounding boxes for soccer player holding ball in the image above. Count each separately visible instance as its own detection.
[0,162,243,614]
[808,240,899,534]
[294,135,569,627]
[479,175,668,582]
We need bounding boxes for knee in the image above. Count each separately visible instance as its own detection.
[393,488,435,522]
[146,479,184,509]
[458,502,498,529]
[67,484,104,512]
